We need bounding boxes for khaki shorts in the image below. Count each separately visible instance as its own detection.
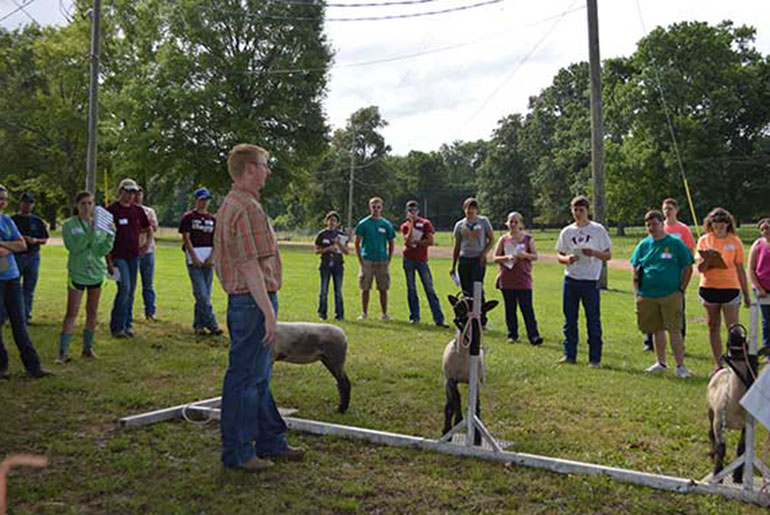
[359,260,390,291]
[636,291,683,334]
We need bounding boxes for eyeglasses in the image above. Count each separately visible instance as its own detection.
[407,207,418,213]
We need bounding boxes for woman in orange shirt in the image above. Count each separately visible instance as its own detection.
[696,207,750,374]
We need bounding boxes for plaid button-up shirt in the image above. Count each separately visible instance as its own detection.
[213,186,282,295]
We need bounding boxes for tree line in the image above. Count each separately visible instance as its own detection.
[2,2,768,231]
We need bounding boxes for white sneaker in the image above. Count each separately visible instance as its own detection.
[675,365,691,378]
[356,312,367,321]
[381,313,391,321]
[645,362,668,373]
[588,362,601,369]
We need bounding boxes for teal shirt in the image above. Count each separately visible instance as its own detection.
[63,216,115,286]
[630,234,693,298]
[355,216,395,261]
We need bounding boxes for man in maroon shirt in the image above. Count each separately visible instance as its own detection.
[400,200,448,327]
[107,178,150,338]
[179,187,221,335]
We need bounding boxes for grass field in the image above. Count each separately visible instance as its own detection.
[2,242,768,513]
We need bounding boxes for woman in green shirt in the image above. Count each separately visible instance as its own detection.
[58,192,115,363]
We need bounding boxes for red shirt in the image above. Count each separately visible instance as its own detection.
[108,202,150,260]
[400,217,434,263]
[179,210,216,248]
[664,220,695,251]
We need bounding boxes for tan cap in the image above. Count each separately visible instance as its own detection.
[118,178,140,193]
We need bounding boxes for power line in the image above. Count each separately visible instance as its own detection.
[198,0,503,22]
[272,0,446,7]
[455,0,581,135]
[0,0,38,23]
[11,0,37,24]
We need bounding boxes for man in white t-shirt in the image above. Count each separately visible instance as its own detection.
[556,195,612,367]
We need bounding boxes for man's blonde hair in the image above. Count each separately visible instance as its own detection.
[227,144,268,179]
[368,197,384,206]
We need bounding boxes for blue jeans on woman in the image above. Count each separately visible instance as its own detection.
[501,289,540,342]
[403,258,445,325]
[221,292,287,468]
[318,260,344,320]
[187,264,219,330]
[110,257,139,335]
[139,252,156,318]
[15,252,40,323]
[762,304,770,350]
[0,278,42,374]
[562,277,603,364]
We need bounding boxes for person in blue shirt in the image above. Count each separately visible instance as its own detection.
[631,210,694,378]
[0,184,50,379]
[355,197,396,321]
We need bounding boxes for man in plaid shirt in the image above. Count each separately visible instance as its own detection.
[214,143,304,472]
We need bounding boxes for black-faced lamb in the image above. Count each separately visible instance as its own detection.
[273,322,351,413]
[706,324,766,483]
[442,295,498,445]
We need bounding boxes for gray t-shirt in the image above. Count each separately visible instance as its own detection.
[453,216,494,258]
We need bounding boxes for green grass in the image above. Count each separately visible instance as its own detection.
[1,245,767,513]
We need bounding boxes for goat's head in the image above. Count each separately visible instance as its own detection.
[726,323,748,363]
[447,294,498,332]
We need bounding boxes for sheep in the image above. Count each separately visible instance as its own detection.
[273,322,351,414]
[706,324,764,484]
[442,295,498,445]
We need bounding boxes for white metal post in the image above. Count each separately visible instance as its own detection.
[465,282,482,446]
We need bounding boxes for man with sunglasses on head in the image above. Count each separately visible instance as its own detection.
[10,192,48,324]
[355,197,396,321]
[400,200,448,327]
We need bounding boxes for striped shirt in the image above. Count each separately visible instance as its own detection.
[213,186,282,294]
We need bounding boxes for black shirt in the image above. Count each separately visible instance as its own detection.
[11,214,49,255]
[315,229,345,266]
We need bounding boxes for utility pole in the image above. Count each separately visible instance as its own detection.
[347,130,355,231]
[85,0,101,195]
[587,0,607,288]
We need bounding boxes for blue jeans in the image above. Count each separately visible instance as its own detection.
[318,260,344,320]
[110,257,139,335]
[458,256,487,326]
[0,278,42,373]
[762,304,770,350]
[221,292,287,468]
[139,252,156,317]
[403,258,445,324]
[187,264,218,329]
[501,289,540,342]
[562,277,603,363]
[15,252,40,322]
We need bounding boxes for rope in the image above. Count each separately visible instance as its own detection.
[458,310,480,349]
[181,403,216,426]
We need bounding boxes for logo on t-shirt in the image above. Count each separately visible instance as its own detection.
[378,227,386,234]
[570,233,591,246]
[661,246,673,259]
[191,219,214,233]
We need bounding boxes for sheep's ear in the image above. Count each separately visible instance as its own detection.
[448,295,459,307]
[482,300,499,313]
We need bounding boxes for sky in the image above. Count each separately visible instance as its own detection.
[3,0,770,154]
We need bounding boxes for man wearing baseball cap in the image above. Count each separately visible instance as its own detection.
[179,187,222,335]
[11,192,49,323]
[107,178,151,338]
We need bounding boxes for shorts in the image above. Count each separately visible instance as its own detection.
[699,287,740,306]
[358,260,390,291]
[636,291,683,334]
[68,279,103,291]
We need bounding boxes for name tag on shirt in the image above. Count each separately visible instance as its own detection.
[378,227,386,234]
[474,225,482,232]
[415,222,423,228]
[322,239,330,245]
[725,244,735,251]
[71,227,85,235]
[118,218,128,226]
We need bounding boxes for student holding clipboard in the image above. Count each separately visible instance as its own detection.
[696,207,751,376]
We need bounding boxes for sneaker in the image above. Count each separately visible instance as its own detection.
[645,362,668,373]
[675,365,691,379]
[530,337,544,346]
[436,322,450,328]
[409,319,418,324]
[112,332,128,339]
[556,356,576,365]
[207,326,224,336]
[145,314,157,322]
[507,338,518,344]
[238,456,274,472]
[56,355,72,365]
[0,368,9,380]
[81,349,98,359]
[642,343,654,352]
[269,445,306,462]
[28,368,53,379]
[318,315,327,321]
[357,313,368,321]
[125,329,136,338]
[334,316,345,322]
[194,328,208,336]
[381,313,391,321]
[588,362,601,369]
